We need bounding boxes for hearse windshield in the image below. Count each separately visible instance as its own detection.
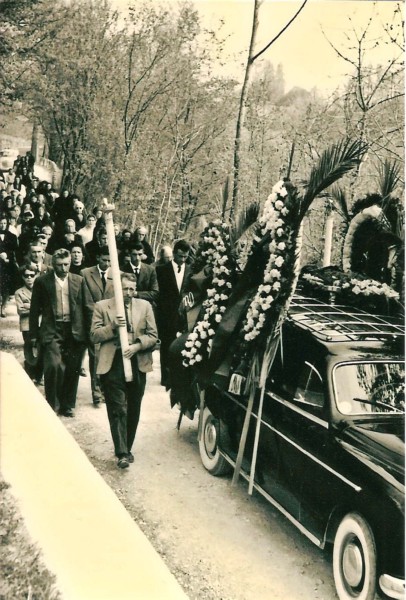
[334,361,405,415]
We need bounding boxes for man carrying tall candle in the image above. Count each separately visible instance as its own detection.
[90,272,158,469]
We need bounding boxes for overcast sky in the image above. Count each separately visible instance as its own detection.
[111,0,402,94]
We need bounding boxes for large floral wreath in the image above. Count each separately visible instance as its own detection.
[301,267,400,311]
[182,220,234,366]
[243,179,301,343]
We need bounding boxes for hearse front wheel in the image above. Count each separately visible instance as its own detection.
[333,512,377,600]
[199,407,230,476]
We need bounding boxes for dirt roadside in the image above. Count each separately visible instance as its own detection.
[0,301,338,600]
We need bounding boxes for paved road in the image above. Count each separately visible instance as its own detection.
[2,300,339,600]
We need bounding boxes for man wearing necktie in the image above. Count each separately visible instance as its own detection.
[81,246,115,406]
[90,273,158,469]
[122,242,159,309]
[156,239,192,388]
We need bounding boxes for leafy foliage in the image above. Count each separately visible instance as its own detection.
[1,0,403,256]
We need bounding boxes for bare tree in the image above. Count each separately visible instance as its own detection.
[230,0,308,218]
[116,33,179,199]
[322,3,404,199]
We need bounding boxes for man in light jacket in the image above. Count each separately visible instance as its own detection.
[90,273,158,469]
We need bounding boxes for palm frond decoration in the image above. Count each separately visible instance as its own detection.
[378,159,401,199]
[377,160,403,240]
[230,201,260,246]
[300,139,367,220]
[331,184,350,222]
[379,197,404,241]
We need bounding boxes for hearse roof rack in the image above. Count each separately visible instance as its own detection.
[288,294,405,343]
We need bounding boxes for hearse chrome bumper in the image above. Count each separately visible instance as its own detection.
[379,574,405,599]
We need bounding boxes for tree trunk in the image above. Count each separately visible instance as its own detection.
[230,0,261,220]
[31,121,39,162]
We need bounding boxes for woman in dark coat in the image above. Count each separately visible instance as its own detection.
[69,244,87,275]
[0,214,18,317]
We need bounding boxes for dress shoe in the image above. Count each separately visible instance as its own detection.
[79,367,87,377]
[58,409,75,418]
[92,401,101,408]
[127,452,134,463]
[117,456,129,469]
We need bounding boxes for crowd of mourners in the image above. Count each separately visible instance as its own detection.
[0,152,196,468]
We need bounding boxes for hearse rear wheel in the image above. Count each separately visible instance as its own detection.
[333,512,377,600]
[199,407,230,476]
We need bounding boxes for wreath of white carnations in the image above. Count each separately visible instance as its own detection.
[182,220,233,367]
[302,272,399,300]
[243,180,293,342]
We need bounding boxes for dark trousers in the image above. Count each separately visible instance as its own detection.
[100,350,146,457]
[88,341,104,403]
[159,331,176,388]
[22,331,43,382]
[42,322,84,412]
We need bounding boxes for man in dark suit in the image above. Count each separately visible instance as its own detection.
[25,242,50,273]
[81,245,115,406]
[156,239,192,387]
[123,243,159,309]
[29,248,86,417]
[90,273,158,469]
[85,227,108,267]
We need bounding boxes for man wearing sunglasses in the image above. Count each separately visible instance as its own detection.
[15,265,43,383]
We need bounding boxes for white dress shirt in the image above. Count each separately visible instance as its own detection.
[172,260,185,291]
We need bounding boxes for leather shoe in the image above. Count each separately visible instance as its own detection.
[58,409,75,418]
[117,456,129,469]
[127,452,134,463]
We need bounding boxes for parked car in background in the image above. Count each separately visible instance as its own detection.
[200,294,405,600]
[0,148,19,172]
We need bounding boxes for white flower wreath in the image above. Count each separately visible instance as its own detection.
[182,220,233,367]
[243,180,292,342]
[302,272,399,300]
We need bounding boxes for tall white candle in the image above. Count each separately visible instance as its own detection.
[102,198,133,382]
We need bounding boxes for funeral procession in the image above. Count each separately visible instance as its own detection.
[0,1,404,599]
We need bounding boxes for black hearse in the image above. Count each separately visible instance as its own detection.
[199,295,405,600]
